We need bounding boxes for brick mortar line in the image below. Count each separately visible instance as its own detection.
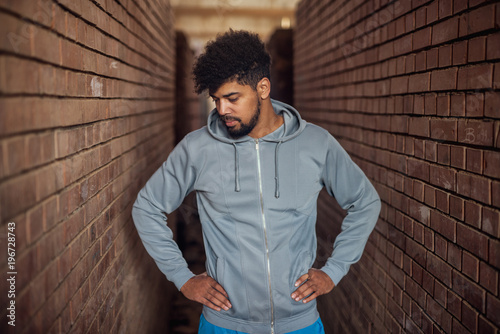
[128,0,175,55]
[0,101,174,140]
[0,52,174,92]
[294,5,498,75]
[88,0,174,63]
[0,109,172,182]
[376,189,497,248]
[294,61,500,91]
[294,0,495,63]
[113,0,175,60]
[0,7,173,82]
[52,0,173,72]
[294,46,500,87]
[303,115,500,152]
[12,138,170,330]
[0,114,173,225]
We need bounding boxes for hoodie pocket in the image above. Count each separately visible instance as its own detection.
[216,257,225,287]
[289,251,312,295]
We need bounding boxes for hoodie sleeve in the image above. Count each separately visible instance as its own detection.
[132,136,197,290]
[319,134,381,286]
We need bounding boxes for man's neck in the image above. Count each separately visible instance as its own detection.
[248,100,284,139]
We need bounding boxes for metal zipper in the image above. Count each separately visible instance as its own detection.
[255,139,275,334]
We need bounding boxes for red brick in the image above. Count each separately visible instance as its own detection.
[438,44,452,67]
[390,75,409,94]
[480,257,499,297]
[450,93,465,116]
[457,223,489,260]
[394,34,413,56]
[448,242,463,270]
[458,119,494,146]
[482,206,500,238]
[457,63,493,90]
[414,95,425,115]
[408,72,430,92]
[430,118,457,141]
[424,93,437,115]
[438,0,453,18]
[430,67,457,90]
[466,148,483,175]
[427,48,439,69]
[424,184,436,206]
[436,94,450,116]
[430,164,455,191]
[486,32,500,60]
[465,92,484,117]
[409,116,429,137]
[413,26,432,51]
[454,0,468,13]
[427,251,453,287]
[468,36,487,62]
[452,40,468,65]
[430,210,456,242]
[432,17,459,45]
[462,300,479,331]
[462,251,480,281]
[493,181,500,208]
[426,1,439,24]
[484,151,500,179]
[466,4,496,35]
[415,6,427,28]
[484,91,500,118]
[415,50,427,71]
[453,271,486,311]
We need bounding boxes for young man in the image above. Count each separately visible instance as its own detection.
[132,30,381,334]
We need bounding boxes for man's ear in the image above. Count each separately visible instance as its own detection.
[257,77,271,100]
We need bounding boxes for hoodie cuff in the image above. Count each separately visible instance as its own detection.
[320,265,345,287]
[171,269,196,291]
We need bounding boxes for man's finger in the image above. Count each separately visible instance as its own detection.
[213,282,229,298]
[294,273,309,287]
[302,292,319,304]
[292,284,315,301]
[206,286,232,309]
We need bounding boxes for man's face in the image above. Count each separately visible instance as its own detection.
[210,81,261,138]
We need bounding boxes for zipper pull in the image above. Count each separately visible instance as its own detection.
[255,139,259,149]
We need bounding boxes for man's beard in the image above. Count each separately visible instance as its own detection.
[220,98,261,138]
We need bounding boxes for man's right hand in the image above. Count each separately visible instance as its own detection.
[180,272,232,312]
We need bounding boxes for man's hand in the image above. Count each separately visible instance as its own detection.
[180,272,232,311]
[291,268,335,303]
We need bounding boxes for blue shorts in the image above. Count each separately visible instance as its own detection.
[198,314,325,334]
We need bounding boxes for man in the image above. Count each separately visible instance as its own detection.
[132,30,381,334]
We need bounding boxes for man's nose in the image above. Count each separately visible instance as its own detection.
[218,100,230,115]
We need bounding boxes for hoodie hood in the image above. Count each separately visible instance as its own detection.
[207,99,306,143]
[207,99,307,197]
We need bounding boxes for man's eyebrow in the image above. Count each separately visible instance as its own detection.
[210,92,239,99]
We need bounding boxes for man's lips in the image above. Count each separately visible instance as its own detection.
[221,116,240,127]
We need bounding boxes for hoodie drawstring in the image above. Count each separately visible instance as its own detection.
[274,141,282,198]
[232,141,282,198]
[232,143,241,192]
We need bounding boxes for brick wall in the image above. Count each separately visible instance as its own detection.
[295,0,499,333]
[0,0,176,333]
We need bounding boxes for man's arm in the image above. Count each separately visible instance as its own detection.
[291,133,381,303]
[132,136,231,311]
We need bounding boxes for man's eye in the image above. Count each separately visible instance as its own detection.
[229,98,238,103]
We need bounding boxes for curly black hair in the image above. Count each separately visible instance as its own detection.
[192,29,271,94]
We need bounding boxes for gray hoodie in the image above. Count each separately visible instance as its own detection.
[132,99,381,333]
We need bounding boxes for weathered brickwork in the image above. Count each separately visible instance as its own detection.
[295,0,499,333]
[0,0,176,333]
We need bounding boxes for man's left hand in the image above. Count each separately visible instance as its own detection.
[291,268,335,303]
